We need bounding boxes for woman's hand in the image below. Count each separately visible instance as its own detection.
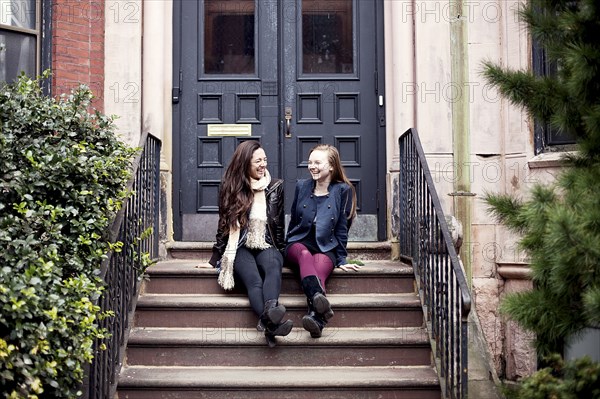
[339,263,363,272]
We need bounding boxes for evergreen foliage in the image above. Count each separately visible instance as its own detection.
[482,0,600,359]
[503,354,600,398]
[0,72,136,398]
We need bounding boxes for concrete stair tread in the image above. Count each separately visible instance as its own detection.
[167,241,395,261]
[136,293,421,308]
[142,259,417,295]
[127,326,430,346]
[147,259,413,276]
[167,241,393,251]
[118,365,440,388]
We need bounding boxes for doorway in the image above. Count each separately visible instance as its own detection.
[173,0,386,241]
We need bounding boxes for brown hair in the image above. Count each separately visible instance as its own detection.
[310,144,357,221]
[218,140,262,232]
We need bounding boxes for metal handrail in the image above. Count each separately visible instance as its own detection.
[399,128,472,399]
[82,132,161,399]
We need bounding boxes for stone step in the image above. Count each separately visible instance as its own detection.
[133,293,424,329]
[117,366,442,399]
[125,327,432,367]
[167,241,393,261]
[142,259,415,295]
[118,244,441,398]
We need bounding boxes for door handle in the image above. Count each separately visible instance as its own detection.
[284,107,292,138]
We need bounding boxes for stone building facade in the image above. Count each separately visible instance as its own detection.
[2,0,573,381]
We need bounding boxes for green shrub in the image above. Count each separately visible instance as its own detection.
[0,72,137,398]
[504,354,600,399]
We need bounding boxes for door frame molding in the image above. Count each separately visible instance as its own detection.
[374,0,387,240]
[172,0,183,240]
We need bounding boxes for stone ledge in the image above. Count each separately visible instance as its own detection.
[497,262,531,280]
[166,241,214,250]
[528,151,577,169]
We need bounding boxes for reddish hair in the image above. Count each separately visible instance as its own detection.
[310,144,357,221]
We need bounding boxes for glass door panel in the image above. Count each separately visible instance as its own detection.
[301,0,353,74]
[204,0,255,75]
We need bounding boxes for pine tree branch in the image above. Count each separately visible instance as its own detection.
[583,289,600,327]
[481,62,563,124]
[483,192,526,232]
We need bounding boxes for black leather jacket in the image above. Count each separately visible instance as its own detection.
[209,179,285,267]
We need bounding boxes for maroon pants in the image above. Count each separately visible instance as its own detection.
[286,243,334,291]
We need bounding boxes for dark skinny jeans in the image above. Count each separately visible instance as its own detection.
[233,246,283,316]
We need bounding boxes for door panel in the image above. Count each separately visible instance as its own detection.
[176,0,280,241]
[281,0,380,240]
[174,0,383,241]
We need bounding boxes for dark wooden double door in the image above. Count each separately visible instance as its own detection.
[173,0,385,241]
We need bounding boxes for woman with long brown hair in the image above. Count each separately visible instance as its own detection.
[285,144,361,338]
[209,140,292,347]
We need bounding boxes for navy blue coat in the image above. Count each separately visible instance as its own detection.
[286,179,353,266]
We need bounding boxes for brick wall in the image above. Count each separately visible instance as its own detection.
[51,0,104,111]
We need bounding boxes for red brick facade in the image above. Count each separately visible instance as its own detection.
[51,0,105,111]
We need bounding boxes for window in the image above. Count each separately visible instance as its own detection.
[204,0,255,75]
[302,0,354,74]
[532,41,576,154]
[0,0,42,84]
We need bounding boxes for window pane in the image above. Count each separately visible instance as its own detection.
[0,0,37,30]
[0,31,36,83]
[302,0,353,74]
[532,40,575,152]
[204,0,255,75]
[547,124,575,146]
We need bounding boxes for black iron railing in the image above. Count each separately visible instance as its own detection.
[399,128,471,399]
[83,132,161,399]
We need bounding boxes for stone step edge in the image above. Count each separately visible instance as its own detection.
[127,326,430,346]
[167,241,393,261]
[146,260,413,276]
[135,293,422,309]
[118,365,440,389]
[167,241,393,252]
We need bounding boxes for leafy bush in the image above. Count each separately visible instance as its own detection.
[504,354,600,399]
[0,72,137,398]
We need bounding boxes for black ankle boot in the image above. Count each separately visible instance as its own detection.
[302,307,327,338]
[257,299,286,331]
[263,319,293,348]
[301,275,334,320]
[259,300,293,347]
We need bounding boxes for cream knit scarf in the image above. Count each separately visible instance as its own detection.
[218,170,271,290]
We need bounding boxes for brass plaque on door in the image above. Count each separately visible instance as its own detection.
[207,124,252,136]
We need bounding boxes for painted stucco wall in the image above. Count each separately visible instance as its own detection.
[103,0,142,147]
[104,0,174,256]
[140,0,174,256]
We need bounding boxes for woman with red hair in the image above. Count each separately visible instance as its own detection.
[286,144,361,338]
